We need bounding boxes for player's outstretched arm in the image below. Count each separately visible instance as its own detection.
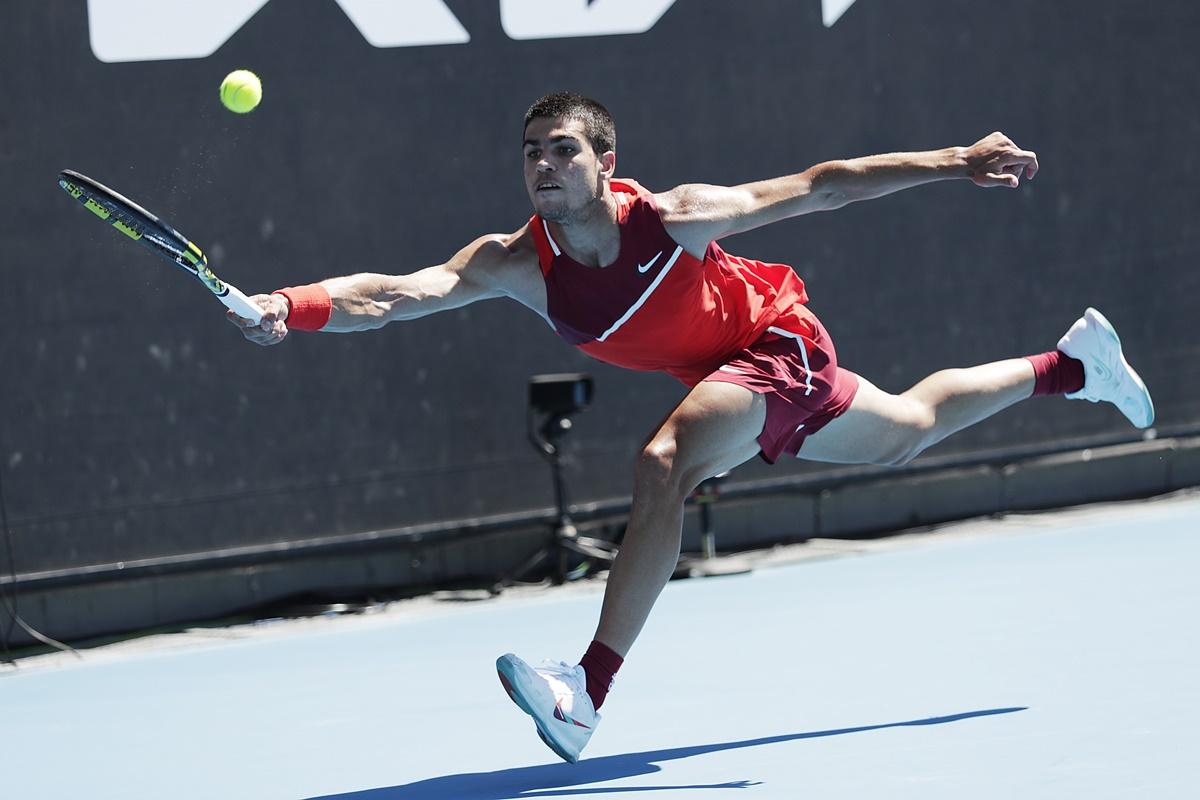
[660,132,1038,254]
[228,233,525,346]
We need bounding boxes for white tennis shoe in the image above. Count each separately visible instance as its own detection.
[496,653,599,763]
[1057,307,1155,429]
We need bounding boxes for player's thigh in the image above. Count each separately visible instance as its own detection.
[798,373,933,466]
[641,380,765,490]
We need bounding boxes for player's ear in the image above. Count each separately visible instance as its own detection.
[600,150,616,179]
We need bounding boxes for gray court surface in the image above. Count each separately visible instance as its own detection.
[2,492,1197,799]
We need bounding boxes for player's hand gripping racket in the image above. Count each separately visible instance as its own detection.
[57,169,264,324]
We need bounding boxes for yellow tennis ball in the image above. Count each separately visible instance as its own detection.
[219,69,262,114]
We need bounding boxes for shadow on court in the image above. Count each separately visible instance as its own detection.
[308,707,1026,799]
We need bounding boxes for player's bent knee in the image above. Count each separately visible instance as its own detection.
[882,400,936,466]
[634,437,704,501]
[634,440,678,490]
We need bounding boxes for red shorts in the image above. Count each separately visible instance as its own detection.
[702,308,859,464]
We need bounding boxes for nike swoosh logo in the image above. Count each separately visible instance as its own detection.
[637,251,662,274]
[554,700,592,729]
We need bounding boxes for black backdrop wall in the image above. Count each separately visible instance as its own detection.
[2,1,1197,581]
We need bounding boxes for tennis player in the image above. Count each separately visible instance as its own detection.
[228,92,1154,763]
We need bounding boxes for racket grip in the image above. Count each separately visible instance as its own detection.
[220,284,264,325]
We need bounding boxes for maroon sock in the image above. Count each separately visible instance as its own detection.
[1024,350,1085,396]
[579,640,623,711]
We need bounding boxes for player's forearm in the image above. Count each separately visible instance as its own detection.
[316,269,460,331]
[319,261,492,331]
[732,147,968,228]
[310,273,393,332]
[812,147,967,208]
[282,238,510,333]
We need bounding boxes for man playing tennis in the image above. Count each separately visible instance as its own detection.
[228,92,1154,763]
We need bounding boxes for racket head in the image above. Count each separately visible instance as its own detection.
[57,169,229,297]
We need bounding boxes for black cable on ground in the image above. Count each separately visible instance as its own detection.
[0,464,80,663]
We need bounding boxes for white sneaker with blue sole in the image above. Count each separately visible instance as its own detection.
[496,653,598,763]
[1057,307,1155,429]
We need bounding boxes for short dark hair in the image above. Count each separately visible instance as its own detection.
[524,91,616,155]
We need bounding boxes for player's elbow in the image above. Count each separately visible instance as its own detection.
[806,162,854,211]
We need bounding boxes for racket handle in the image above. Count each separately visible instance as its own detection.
[220,283,264,325]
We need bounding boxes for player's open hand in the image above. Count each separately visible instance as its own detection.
[963,132,1039,188]
[227,293,290,346]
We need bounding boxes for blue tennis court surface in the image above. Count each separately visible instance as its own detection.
[3,492,1197,799]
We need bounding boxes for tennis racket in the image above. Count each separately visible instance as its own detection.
[57,169,264,324]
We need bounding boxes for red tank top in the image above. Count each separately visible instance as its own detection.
[530,179,814,386]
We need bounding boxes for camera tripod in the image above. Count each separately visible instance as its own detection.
[497,379,619,588]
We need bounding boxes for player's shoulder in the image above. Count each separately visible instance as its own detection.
[462,225,538,266]
[469,225,545,310]
[609,177,667,215]
[456,225,542,295]
[651,185,683,220]
[652,182,721,224]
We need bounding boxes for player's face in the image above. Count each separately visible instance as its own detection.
[522,116,613,223]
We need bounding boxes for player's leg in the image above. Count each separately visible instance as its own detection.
[593,381,765,653]
[802,306,1154,466]
[497,380,765,762]
[800,359,1036,466]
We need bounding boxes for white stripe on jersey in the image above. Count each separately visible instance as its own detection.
[597,245,684,342]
